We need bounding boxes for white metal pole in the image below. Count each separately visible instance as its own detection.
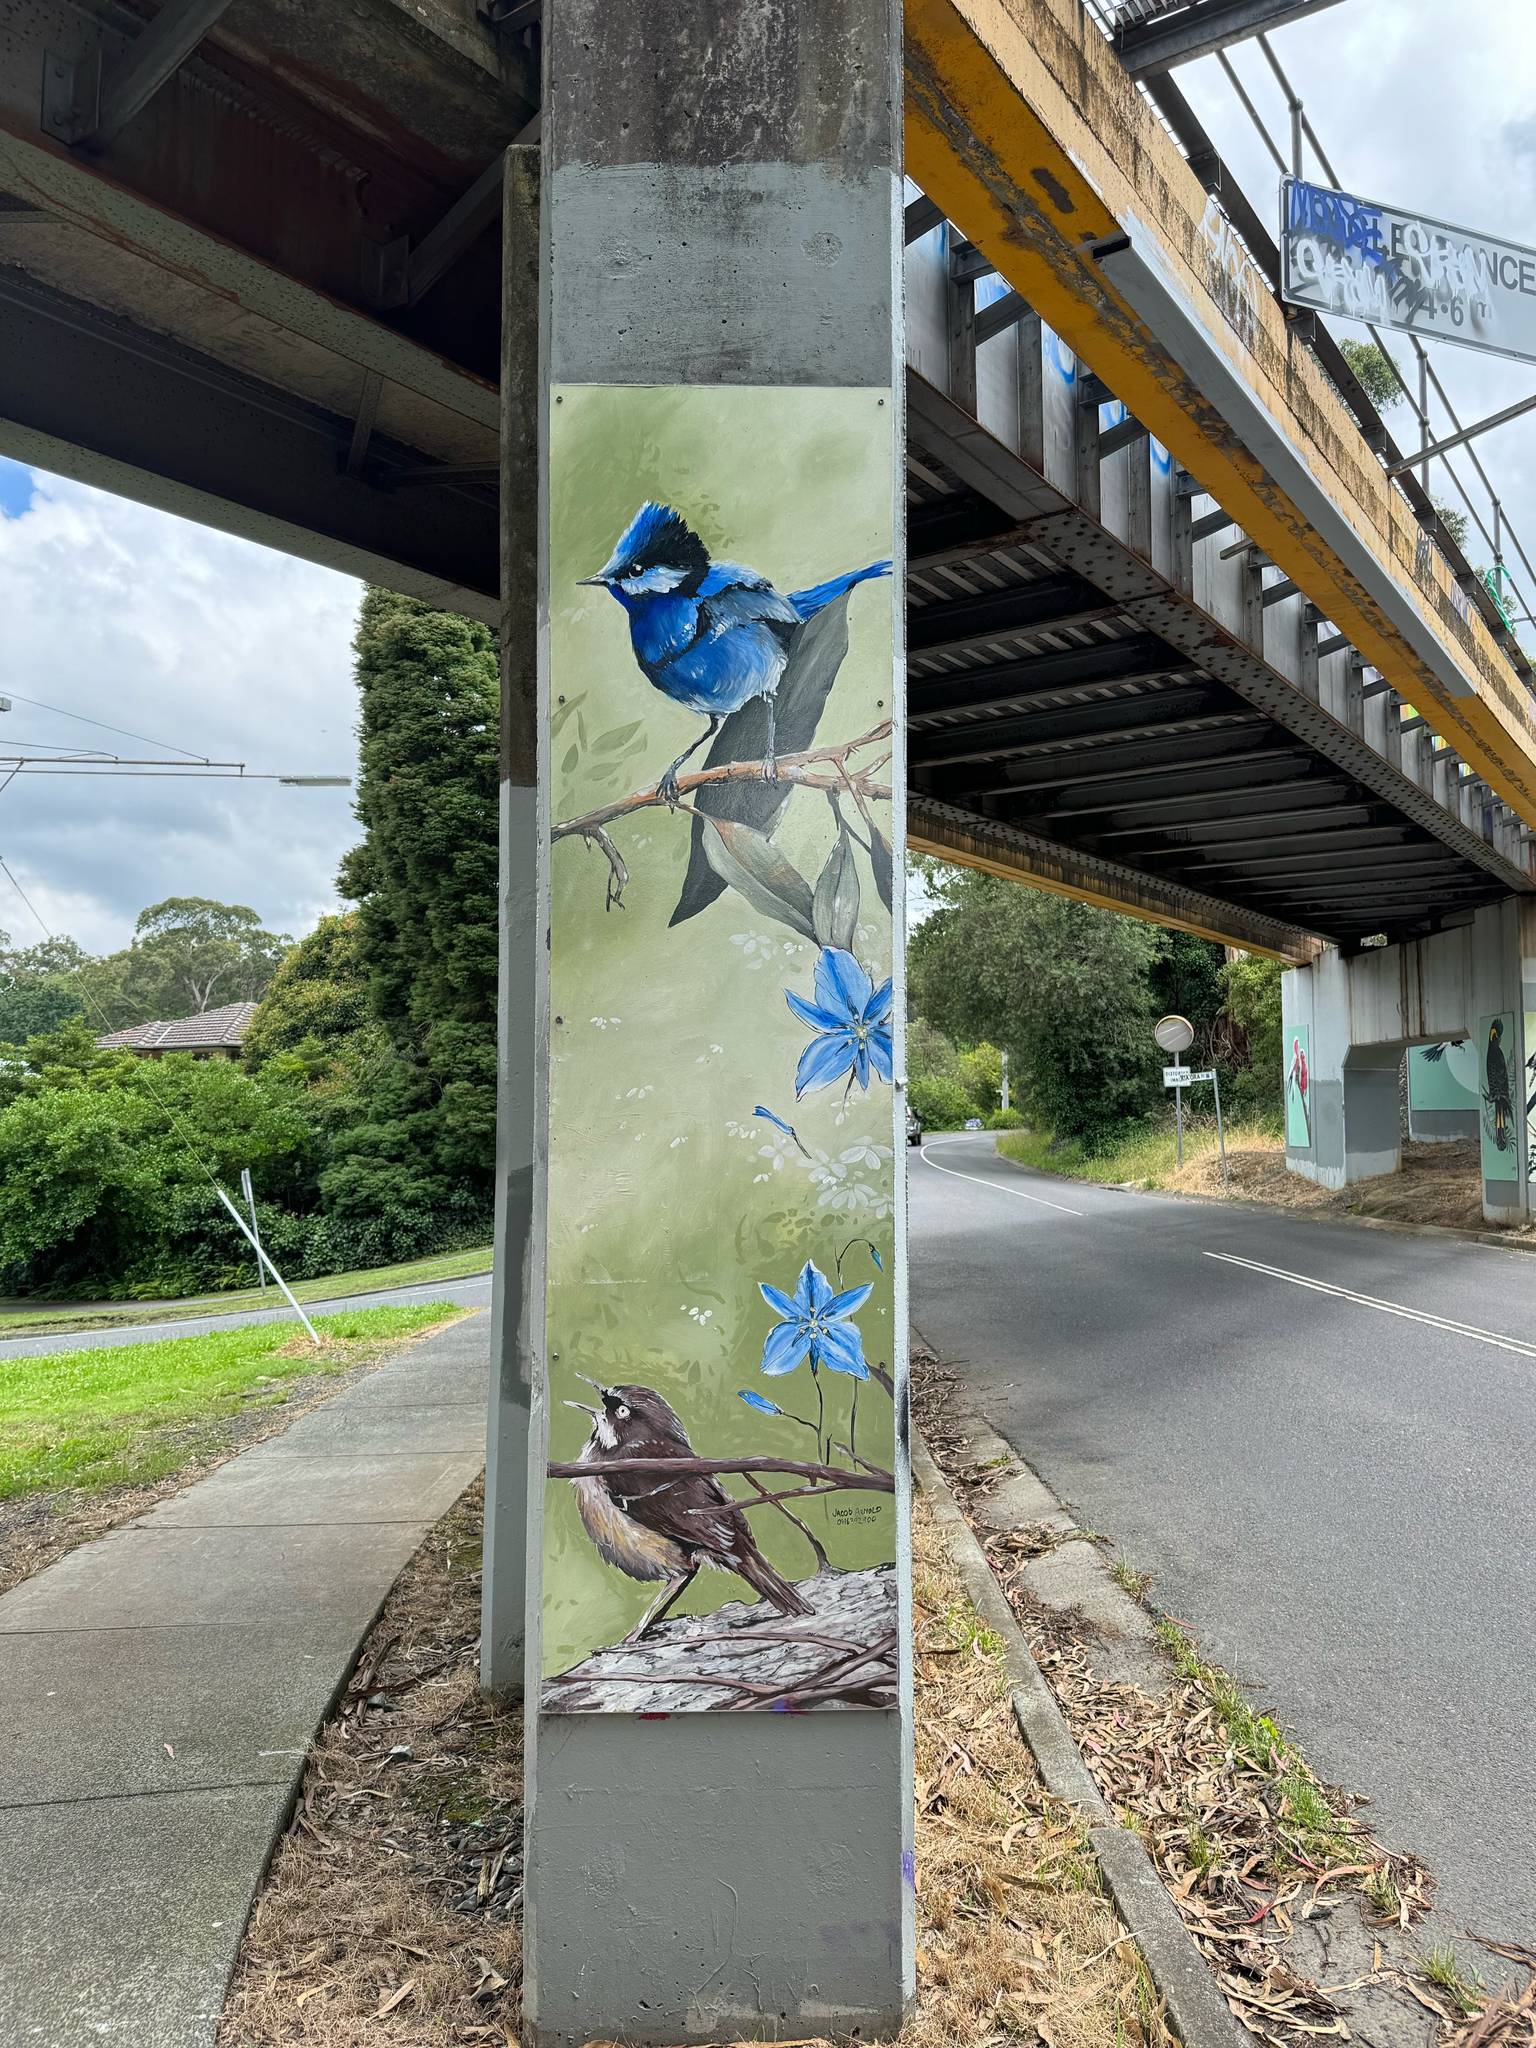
[1000,1047,1010,1114]
[1212,1069,1229,1188]
[215,1185,320,1344]
[1175,1082,1184,1167]
[240,1166,266,1289]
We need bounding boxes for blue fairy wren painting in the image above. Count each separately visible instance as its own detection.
[541,385,902,1714]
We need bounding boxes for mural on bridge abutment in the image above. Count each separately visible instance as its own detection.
[1408,1040,1479,1115]
[1286,1026,1312,1150]
[538,385,901,1715]
[1479,1014,1519,1183]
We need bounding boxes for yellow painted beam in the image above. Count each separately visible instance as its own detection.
[904,0,1536,829]
[909,814,1322,964]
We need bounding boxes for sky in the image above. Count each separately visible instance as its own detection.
[0,461,361,957]
[1,0,1532,958]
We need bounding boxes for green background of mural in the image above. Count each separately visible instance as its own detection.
[1406,1042,1478,1112]
[1477,1013,1519,1182]
[1285,1024,1311,1148]
[542,384,898,1689]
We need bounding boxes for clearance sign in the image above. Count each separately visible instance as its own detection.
[1280,176,1536,367]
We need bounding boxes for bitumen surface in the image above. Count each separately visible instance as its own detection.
[910,1133,1536,1961]
[0,1270,494,1362]
[0,1313,489,2047]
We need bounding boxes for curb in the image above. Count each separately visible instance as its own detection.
[912,1428,1247,2048]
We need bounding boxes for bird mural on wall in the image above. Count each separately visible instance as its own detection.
[1484,1015,1514,1153]
[564,1375,814,1644]
[580,501,891,808]
[1287,1033,1311,1145]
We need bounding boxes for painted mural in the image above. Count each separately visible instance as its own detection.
[1285,1025,1312,1149]
[541,385,899,1714]
[1526,1013,1536,1183]
[1478,1013,1519,1182]
[1407,1040,1479,1114]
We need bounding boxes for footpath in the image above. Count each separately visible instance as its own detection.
[0,1314,489,2047]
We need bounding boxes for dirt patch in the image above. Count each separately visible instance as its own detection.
[0,1313,470,1598]
[1169,1137,1536,1244]
[220,1480,1173,2048]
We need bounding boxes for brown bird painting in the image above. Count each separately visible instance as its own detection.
[564,1376,814,1643]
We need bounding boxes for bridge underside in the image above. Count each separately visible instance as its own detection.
[905,379,1522,961]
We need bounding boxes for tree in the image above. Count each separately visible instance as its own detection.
[1338,337,1402,412]
[331,589,500,1215]
[1433,502,1471,551]
[244,913,379,1079]
[1216,953,1284,1122]
[908,867,1166,1145]
[0,934,87,1043]
[121,896,291,1019]
[0,1029,316,1296]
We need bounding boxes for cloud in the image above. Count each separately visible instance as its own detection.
[0,469,362,956]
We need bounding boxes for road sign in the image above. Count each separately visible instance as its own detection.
[1189,1069,1217,1083]
[1163,1065,1193,1087]
[1280,175,1536,367]
[1155,1014,1194,1055]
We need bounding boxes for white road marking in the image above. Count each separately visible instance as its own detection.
[917,1140,1085,1217]
[1203,1250,1536,1359]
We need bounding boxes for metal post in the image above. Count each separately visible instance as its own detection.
[239,1165,265,1289]
[1212,1069,1230,1188]
[1175,1083,1184,1166]
[1417,351,1429,494]
[213,1186,319,1343]
[481,143,541,1700]
[1000,1047,1010,1114]
[523,4,909,2043]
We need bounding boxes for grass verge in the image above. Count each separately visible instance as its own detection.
[998,1119,1284,1192]
[0,1303,468,1596]
[0,1303,462,1501]
[0,1244,494,1337]
[220,1483,1173,2048]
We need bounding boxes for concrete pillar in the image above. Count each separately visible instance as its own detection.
[1282,902,1531,1223]
[518,7,909,2045]
[482,146,543,1695]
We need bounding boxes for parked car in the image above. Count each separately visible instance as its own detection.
[905,1105,923,1146]
[964,1117,983,1131]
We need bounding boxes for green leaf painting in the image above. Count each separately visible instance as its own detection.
[541,385,900,1713]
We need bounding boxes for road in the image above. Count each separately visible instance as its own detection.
[910,1132,1536,1957]
[0,1272,492,1363]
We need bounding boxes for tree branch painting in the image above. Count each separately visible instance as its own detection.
[552,721,892,911]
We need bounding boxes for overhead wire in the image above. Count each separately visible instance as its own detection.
[0,687,212,762]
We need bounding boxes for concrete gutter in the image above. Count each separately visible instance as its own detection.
[913,1427,1248,2048]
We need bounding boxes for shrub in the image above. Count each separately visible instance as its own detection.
[986,1107,1025,1130]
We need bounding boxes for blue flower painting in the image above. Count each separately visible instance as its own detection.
[786,948,893,1097]
[759,1260,872,1381]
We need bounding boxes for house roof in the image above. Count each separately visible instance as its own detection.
[97,1001,258,1053]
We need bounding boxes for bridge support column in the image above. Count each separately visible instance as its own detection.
[515,5,910,2045]
[1282,902,1533,1225]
